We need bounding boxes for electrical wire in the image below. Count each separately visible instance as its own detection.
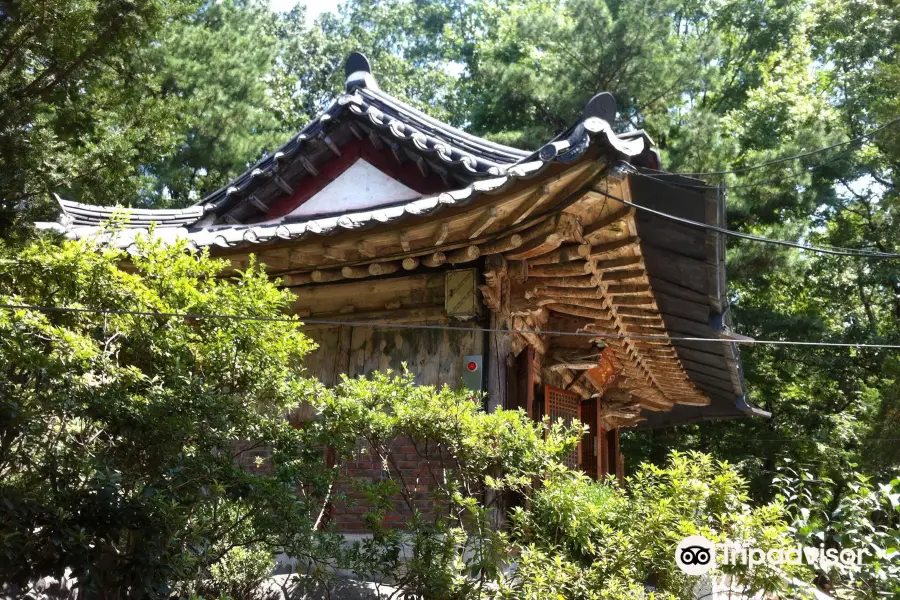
[643,115,900,177]
[629,141,864,191]
[2,303,900,349]
[590,186,900,259]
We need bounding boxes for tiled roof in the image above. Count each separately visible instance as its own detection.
[54,197,207,228]
[32,52,763,429]
[43,52,659,232]
[38,161,547,250]
[38,113,651,251]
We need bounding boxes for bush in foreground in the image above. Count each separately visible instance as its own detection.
[0,235,817,599]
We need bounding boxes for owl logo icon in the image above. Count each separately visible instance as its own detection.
[675,535,716,575]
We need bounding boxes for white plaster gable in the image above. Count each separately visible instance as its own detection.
[286,158,420,218]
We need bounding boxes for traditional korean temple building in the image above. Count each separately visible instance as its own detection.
[39,53,766,501]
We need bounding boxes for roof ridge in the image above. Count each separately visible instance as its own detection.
[46,52,660,228]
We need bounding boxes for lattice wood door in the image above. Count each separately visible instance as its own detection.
[544,386,581,470]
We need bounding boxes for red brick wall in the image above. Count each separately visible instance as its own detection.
[235,441,273,474]
[234,437,455,534]
[329,437,451,533]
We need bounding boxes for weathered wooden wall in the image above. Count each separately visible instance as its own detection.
[291,271,486,533]
[296,270,484,388]
[303,324,483,387]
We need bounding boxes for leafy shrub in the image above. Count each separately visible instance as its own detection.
[207,545,276,600]
[775,463,900,598]
[0,235,331,598]
[0,235,829,600]
[507,452,811,599]
[308,368,586,599]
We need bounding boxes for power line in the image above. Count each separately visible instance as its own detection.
[629,141,864,191]
[645,115,900,177]
[2,303,900,349]
[591,187,900,259]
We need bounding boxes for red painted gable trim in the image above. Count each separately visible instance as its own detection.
[261,140,449,222]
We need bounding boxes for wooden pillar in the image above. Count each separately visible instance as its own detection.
[486,311,510,413]
[522,347,536,418]
[604,428,624,483]
[596,399,604,479]
[581,398,599,480]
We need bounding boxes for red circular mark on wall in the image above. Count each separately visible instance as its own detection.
[466,361,478,372]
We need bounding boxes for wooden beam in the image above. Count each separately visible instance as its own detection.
[607,283,651,295]
[674,395,712,407]
[506,213,583,260]
[356,241,376,258]
[528,244,591,266]
[582,206,634,238]
[589,236,640,258]
[535,296,609,313]
[341,266,370,279]
[402,257,420,270]
[300,306,447,329]
[447,245,480,264]
[433,223,450,246]
[422,251,446,268]
[630,339,673,349]
[369,261,401,276]
[468,208,498,239]
[390,143,407,164]
[639,348,679,358]
[289,245,322,264]
[281,273,313,286]
[601,269,646,282]
[610,296,656,306]
[480,233,523,255]
[592,255,643,271]
[544,303,616,322]
[323,136,342,156]
[414,155,430,177]
[528,287,604,299]
[311,269,344,283]
[615,307,661,319]
[399,230,411,252]
[624,324,667,335]
[289,273,444,314]
[506,184,550,225]
[273,175,293,195]
[247,195,268,212]
[547,348,604,371]
[347,122,365,139]
[323,246,353,261]
[526,275,597,288]
[527,262,591,278]
[620,316,665,327]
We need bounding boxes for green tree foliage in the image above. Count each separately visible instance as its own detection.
[0,234,588,597]
[270,0,474,129]
[305,368,585,599]
[507,452,810,599]
[0,0,199,235]
[0,233,327,597]
[142,0,291,207]
[774,463,900,597]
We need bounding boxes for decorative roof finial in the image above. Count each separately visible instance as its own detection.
[345,51,378,91]
[582,92,616,124]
